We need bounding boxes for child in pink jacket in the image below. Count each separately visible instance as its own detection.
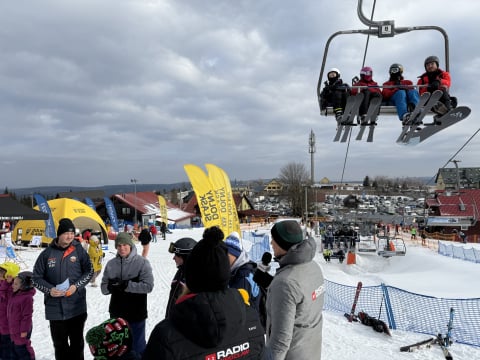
[7,271,36,360]
[0,262,20,359]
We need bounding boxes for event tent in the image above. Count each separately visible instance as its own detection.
[12,198,108,246]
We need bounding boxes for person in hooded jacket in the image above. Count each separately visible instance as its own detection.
[7,271,36,360]
[224,232,262,324]
[32,218,93,360]
[265,220,325,360]
[101,232,153,357]
[164,237,197,318]
[319,68,351,121]
[0,262,21,360]
[143,226,265,360]
[351,66,383,124]
[87,235,104,287]
[382,63,420,124]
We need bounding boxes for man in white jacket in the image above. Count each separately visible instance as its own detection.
[265,220,325,360]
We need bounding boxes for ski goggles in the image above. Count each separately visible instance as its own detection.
[168,242,192,255]
[390,67,401,74]
[360,69,372,76]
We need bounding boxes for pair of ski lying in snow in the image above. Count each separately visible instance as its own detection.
[344,282,455,359]
[400,307,455,360]
[334,91,470,145]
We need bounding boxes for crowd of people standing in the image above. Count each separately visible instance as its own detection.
[1,218,325,359]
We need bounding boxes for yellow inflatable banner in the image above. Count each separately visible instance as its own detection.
[205,163,241,236]
[157,195,168,225]
[184,164,222,230]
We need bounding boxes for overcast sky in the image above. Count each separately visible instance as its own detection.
[1,0,479,189]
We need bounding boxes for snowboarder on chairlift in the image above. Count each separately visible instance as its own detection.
[320,67,351,121]
[382,63,420,124]
[417,55,454,116]
[351,66,382,124]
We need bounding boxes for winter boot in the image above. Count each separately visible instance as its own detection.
[401,112,411,125]
[334,108,343,122]
[432,101,448,116]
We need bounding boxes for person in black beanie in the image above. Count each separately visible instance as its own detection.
[143,226,265,359]
[164,237,197,318]
[32,217,93,360]
[265,220,325,359]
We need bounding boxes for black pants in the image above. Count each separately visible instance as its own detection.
[359,91,382,115]
[50,313,87,360]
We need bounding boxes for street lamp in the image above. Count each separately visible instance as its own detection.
[130,179,138,225]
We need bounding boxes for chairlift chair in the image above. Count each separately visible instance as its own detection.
[317,0,470,144]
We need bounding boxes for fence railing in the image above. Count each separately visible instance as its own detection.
[438,241,480,263]
[325,281,480,347]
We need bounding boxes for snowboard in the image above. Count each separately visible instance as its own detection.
[396,90,443,144]
[404,106,471,145]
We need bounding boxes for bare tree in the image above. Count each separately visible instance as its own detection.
[278,162,310,217]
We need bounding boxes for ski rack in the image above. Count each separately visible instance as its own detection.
[377,235,406,257]
[317,0,450,117]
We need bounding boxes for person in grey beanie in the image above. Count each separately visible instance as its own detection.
[265,220,325,360]
[101,232,153,357]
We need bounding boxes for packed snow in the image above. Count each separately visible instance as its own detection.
[8,227,480,359]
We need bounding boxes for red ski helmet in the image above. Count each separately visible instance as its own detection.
[360,66,373,81]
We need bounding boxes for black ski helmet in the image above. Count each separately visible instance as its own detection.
[17,271,33,290]
[169,237,197,256]
[389,63,404,75]
[424,55,439,69]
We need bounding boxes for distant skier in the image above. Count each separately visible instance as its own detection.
[323,248,332,262]
[382,63,420,124]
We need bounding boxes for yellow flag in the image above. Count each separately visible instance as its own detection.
[184,164,222,230]
[157,195,168,225]
[205,163,241,236]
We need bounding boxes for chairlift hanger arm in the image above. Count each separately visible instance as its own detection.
[357,0,449,67]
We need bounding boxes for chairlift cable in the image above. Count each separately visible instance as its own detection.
[425,127,480,186]
[361,0,376,68]
[339,0,377,187]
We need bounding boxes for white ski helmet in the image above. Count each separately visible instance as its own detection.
[327,67,341,78]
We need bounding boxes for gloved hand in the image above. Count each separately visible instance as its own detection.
[428,79,440,92]
[256,262,271,273]
[107,279,128,294]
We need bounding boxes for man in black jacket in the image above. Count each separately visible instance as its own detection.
[32,218,93,360]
